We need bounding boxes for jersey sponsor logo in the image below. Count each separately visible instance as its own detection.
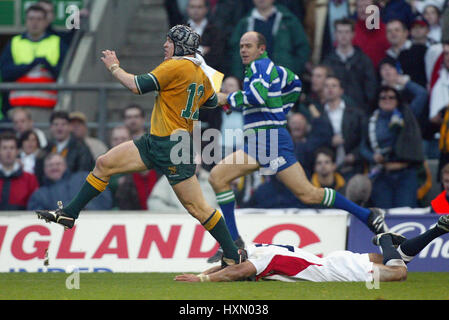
[269,156,286,172]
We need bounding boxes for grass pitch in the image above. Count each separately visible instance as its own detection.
[0,272,448,300]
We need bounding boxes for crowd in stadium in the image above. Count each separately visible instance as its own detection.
[0,0,448,212]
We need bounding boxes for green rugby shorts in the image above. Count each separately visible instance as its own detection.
[134,132,196,186]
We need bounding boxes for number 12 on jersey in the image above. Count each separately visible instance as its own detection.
[181,83,204,120]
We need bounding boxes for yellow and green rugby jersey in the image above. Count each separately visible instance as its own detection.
[135,58,216,137]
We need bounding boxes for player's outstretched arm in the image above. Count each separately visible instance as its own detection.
[174,261,257,282]
[101,50,139,94]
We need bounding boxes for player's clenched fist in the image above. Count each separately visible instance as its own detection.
[101,50,120,71]
[217,92,228,106]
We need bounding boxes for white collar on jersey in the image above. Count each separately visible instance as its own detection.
[172,55,202,66]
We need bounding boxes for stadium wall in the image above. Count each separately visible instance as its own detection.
[0,210,447,273]
[0,210,347,273]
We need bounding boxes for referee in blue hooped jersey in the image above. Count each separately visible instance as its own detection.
[208,31,389,256]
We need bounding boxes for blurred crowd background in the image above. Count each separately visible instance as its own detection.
[0,0,448,213]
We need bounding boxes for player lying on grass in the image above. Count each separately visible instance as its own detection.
[175,214,449,283]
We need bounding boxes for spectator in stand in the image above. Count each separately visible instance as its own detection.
[423,3,443,43]
[378,56,429,121]
[295,64,333,117]
[430,42,449,169]
[164,0,191,27]
[431,162,449,213]
[187,0,224,162]
[210,0,253,55]
[0,5,68,122]
[321,76,366,180]
[107,125,159,210]
[429,42,449,123]
[10,108,47,148]
[229,0,310,78]
[426,41,449,124]
[123,104,146,140]
[0,132,39,210]
[107,125,132,208]
[69,111,108,160]
[323,18,378,114]
[423,42,445,157]
[244,175,307,209]
[186,0,225,71]
[353,0,390,68]
[379,55,433,161]
[345,174,372,206]
[37,0,88,46]
[311,147,346,194]
[288,111,333,177]
[386,19,428,87]
[148,155,217,213]
[34,111,95,185]
[431,43,449,174]
[27,153,112,211]
[379,0,415,27]
[360,86,424,208]
[115,169,159,210]
[18,130,42,175]
[109,124,131,148]
[410,15,438,47]
[442,2,449,42]
[310,0,357,64]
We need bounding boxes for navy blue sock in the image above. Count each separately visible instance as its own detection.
[322,188,371,224]
[399,226,446,257]
[379,234,403,265]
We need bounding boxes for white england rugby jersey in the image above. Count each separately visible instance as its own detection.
[246,244,374,282]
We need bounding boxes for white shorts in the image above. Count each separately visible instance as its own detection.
[304,251,374,282]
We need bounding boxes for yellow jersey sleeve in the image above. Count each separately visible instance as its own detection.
[150,59,179,91]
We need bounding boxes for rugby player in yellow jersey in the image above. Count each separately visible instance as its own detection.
[36,25,245,265]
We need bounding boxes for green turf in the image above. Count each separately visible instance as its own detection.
[0,272,448,300]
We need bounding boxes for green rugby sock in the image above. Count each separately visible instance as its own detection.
[63,173,108,219]
[203,210,240,262]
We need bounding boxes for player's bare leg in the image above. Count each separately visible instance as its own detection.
[276,162,325,204]
[173,175,245,264]
[93,140,148,181]
[277,162,388,234]
[206,150,260,262]
[209,150,260,193]
[372,263,407,282]
[172,175,219,223]
[36,141,147,228]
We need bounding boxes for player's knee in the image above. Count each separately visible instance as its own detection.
[95,154,111,174]
[208,169,223,190]
[295,188,321,205]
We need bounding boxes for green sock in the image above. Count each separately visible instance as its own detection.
[63,173,107,219]
[203,210,240,262]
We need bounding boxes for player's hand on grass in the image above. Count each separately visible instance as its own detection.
[101,50,120,71]
[174,274,201,282]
